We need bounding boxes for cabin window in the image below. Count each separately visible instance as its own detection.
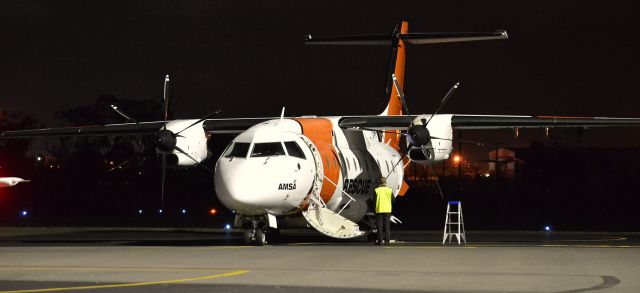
[352,158,358,171]
[385,161,390,174]
[346,157,351,170]
[284,141,306,159]
[224,142,250,158]
[250,142,285,157]
[325,155,331,169]
[334,157,339,170]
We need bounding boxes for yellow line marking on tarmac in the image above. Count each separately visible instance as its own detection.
[0,269,249,293]
[0,266,233,273]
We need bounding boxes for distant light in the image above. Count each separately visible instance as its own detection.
[209,208,217,215]
[137,209,143,214]
[484,173,491,177]
[453,155,461,163]
[158,209,164,214]
[36,156,42,161]
[20,210,28,217]
[138,171,142,175]
[224,224,231,230]
[181,209,187,214]
[544,226,552,232]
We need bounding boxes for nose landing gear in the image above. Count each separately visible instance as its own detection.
[243,227,268,246]
[239,215,278,246]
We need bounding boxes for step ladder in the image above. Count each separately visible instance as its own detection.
[442,201,466,245]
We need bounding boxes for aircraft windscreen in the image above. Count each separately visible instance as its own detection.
[225,142,250,158]
[251,142,285,157]
[284,141,306,159]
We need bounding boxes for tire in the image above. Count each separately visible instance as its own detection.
[255,228,267,246]
[243,229,254,245]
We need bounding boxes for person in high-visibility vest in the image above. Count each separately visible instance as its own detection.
[374,177,394,245]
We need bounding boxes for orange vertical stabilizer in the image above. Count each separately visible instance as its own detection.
[383,21,408,151]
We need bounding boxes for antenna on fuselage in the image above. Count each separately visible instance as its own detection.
[280,107,286,120]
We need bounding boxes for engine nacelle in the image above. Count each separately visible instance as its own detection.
[162,119,209,167]
[407,114,454,164]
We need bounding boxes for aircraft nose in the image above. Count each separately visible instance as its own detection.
[215,158,291,215]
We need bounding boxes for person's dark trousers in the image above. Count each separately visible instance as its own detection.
[376,213,391,245]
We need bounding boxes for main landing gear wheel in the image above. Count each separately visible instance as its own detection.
[255,228,267,246]
[243,229,254,245]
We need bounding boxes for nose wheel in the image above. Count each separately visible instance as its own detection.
[243,228,268,246]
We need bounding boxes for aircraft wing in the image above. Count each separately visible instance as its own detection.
[338,115,640,130]
[0,122,166,138]
[450,115,640,129]
[0,118,273,138]
[202,118,274,133]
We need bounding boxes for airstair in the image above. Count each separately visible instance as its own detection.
[299,136,364,239]
[302,201,364,239]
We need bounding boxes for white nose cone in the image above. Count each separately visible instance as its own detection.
[216,158,285,215]
[0,177,30,188]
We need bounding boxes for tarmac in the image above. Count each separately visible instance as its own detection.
[0,227,639,292]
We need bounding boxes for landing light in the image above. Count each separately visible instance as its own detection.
[137,209,143,215]
[158,209,164,214]
[224,224,231,230]
[19,210,28,217]
[544,226,552,232]
[181,209,187,214]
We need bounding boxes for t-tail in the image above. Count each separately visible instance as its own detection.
[305,21,507,150]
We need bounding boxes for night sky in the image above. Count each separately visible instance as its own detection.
[2,1,640,229]
[2,1,640,126]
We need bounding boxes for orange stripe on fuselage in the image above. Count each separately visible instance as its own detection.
[293,118,340,204]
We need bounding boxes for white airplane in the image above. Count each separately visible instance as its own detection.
[0,177,30,188]
[3,21,640,245]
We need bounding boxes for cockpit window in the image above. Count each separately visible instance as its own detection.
[251,142,286,157]
[284,141,306,159]
[224,142,250,158]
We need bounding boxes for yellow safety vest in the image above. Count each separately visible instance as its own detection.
[375,186,393,213]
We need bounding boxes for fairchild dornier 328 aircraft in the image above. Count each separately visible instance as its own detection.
[3,21,640,245]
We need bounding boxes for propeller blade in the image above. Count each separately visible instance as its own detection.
[174,146,212,173]
[108,160,131,173]
[424,82,459,127]
[110,105,139,123]
[175,109,222,136]
[391,74,413,127]
[430,136,484,147]
[162,74,170,131]
[425,161,444,199]
[161,152,166,206]
[386,154,408,180]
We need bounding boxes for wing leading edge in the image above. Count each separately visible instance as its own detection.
[450,115,640,129]
[0,118,274,138]
[338,114,640,130]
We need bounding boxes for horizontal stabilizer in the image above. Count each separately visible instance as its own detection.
[305,30,507,46]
